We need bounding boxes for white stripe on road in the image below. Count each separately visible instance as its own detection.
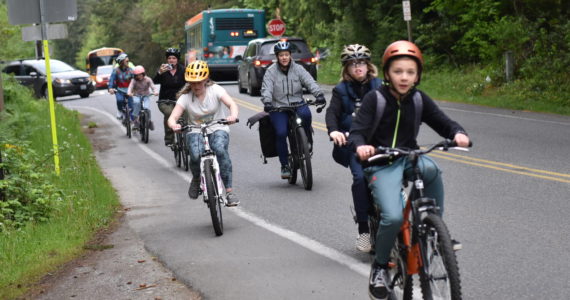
[441,106,570,126]
[70,105,370,277]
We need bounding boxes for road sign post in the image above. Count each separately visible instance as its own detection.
[402,0,412,41]
[6,0,77,176]
[267,19,286,37]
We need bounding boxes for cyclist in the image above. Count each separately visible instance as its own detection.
[325,44,381,253]
[108,53,134,121]
[260,40,326,179]
[127,65,158,129]
[167,60,240,206]
[348,41,470,300]
[154,48,186,147]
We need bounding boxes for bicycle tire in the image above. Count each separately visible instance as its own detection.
[388,237,414,300]
[174,133,181,168]
[125,110,131,139]
[287,134,298,185]
[142,111,150,144]
[181,135,189,171]
[419,214,462,300]
[295,126,312,190]
[139,111,146,143]
[204,159,223,236]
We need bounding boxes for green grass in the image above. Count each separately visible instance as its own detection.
[0,78,120,299]
[317,62,570,116]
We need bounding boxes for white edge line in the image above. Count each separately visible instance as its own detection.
[442,106,570,126]
[71,105,369,277]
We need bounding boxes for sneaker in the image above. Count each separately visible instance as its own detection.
[225,192,240,207]
[281,165,291,179]
[149,121,155,131]
[452,239,463,251]
[116,111,123,119]
[356,233,372,253]
[188,178,200,199]
[165,142,174,148]
[369,264,391,300]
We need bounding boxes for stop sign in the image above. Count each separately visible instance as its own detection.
[267,19,286,37]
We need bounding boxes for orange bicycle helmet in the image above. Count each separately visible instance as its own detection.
[382,40,424,84]
[185,60,209,82]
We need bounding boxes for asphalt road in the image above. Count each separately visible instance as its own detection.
[61,82,570,300]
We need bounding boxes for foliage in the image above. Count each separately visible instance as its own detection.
[0,2,36,61]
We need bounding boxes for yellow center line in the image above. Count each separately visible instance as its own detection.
[234,97,569,183]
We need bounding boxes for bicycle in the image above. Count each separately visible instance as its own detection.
[121,98,132,139]
[269,100,325,190]
[180,118,238,236]
[367,139,470,300]
[173,118,189,171]
[135,95,153,144]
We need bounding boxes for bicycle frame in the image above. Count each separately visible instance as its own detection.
[198,131,226,206]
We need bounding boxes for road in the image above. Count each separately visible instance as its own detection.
[60,82,570,300]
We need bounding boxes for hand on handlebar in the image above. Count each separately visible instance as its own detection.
[263,102,274,113]
[108,88,116,95]
[356,145,375,161]
[226,115,238,124]
[170,123,182,132]
[329,131,347,146]
[315,94,326,105]
[453,132,470,148]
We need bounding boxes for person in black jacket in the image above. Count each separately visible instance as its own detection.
[325,44,381,253]
[349,41,470,300]
[154,48,186,147]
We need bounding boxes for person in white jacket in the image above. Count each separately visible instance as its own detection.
[260,40,326,179]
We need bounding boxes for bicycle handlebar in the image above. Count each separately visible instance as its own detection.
[180,118,240,131]
[368,139,473,164]
[269,99,326,113]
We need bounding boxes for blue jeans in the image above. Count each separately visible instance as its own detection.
[364,156,444,265]
[132,95,151,119]
[269,104,312,166]
[115,90,134,120]
[187,130,233,188]
[349,154,370,223]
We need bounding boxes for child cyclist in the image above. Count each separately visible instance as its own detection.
[348,41,470,300]
[127,65,158,129]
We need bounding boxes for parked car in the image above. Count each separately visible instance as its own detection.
[2,59,95,99]
[237,37,318,96]
[94,65,113,89]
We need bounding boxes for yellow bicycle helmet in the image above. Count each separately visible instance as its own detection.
[185,60,209,82]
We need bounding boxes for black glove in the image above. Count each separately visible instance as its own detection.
[263,102,274,113]
[315,94,326,105]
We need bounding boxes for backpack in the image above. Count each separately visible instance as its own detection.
[247,112,278,163]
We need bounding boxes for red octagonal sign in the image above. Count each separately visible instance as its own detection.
[267,19,286,37]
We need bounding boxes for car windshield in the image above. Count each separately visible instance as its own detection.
[32,60,76,74]
[260,41,311,56]
[96,65,113,75]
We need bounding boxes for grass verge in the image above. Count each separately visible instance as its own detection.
[0,77,120,299]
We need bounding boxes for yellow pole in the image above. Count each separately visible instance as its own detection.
[43,39,61,176]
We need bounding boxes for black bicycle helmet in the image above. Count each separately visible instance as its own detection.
[165,48,180,59]
[274,41,291,55]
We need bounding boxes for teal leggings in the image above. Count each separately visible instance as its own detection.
[364,156,444,265]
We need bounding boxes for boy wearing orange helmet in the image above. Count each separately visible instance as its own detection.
[348,41,470,300]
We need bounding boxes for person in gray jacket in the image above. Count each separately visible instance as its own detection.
[261,40,326,179]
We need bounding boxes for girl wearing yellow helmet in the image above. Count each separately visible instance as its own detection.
[167,60,240,206]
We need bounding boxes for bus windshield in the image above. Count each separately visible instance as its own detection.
[86,47,123,76]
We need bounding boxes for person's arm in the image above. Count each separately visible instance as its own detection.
[325,88,347,145]
[260,67,275,104]
[420,91,469,146]
[297,64,322,97]
[167,104,185,131]
[349,92,377,160]
[127,79,134,96]
[108,69,116,94]
[218,89,239,124]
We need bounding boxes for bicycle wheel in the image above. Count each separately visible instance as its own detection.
[295,126,312,190]
[142,111,150,144]
[204,159,223,236]
[287,134,298,185]
[174,133,181,168]
[139,111,147,143]
[419,214,462,300]
[388,236,414,300]
[181,134,189,171]
[124,109,131,139]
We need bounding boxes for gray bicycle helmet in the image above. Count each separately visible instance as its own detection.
[165,48,180,59]
[340,44,371,63]
[274,41,291,55]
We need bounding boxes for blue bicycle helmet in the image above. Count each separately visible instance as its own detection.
[274,41,291,55]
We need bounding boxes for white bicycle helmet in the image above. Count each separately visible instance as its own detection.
[340,44,371,63]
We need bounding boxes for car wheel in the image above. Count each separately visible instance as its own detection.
[248,74,259,96]
[237,73,247,94]
[79,92,90,98]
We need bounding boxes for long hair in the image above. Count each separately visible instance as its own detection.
[339,60,378,83]
[176,79,215,100]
